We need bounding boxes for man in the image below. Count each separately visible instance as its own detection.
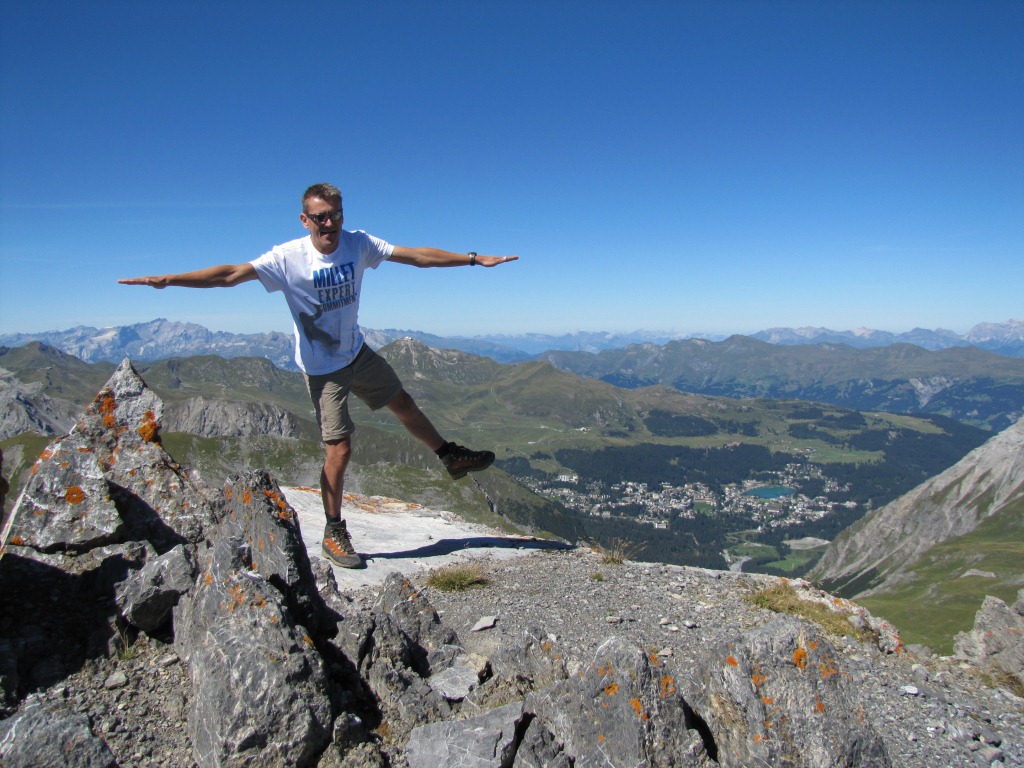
[120,183,518,568]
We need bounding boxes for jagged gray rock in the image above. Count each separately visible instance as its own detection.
[522,636,712,767]
[954,589,1024,685]
[173,534,333,767]
[405,700,525,768]
[115,542,197,632]
[0,694,117,768]
[5,429,126,554]
[693,618,889,767]
[374,572,459,672]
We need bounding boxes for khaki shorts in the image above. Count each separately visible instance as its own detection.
[304,345,404,442]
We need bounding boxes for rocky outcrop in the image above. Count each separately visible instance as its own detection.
[693,619,888,767]
[165,396,316,438]
[0,374,78,439]
[810,416,1024,596]
[4,358,978,768]
[954,589,1024,687]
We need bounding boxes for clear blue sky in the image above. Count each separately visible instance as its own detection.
[1,1,1021,338]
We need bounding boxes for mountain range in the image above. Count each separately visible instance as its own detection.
[542,336,1024,431]
[1,317,1022,368]
[751,319,1024,356]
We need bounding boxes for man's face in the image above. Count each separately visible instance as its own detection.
[300,196,343,255]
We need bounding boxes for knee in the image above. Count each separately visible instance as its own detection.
[324,438,352,467]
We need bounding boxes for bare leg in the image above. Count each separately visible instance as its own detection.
[321,438,351,521]
[386,390,446,451]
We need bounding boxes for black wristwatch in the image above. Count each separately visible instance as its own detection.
[468,251,477,266]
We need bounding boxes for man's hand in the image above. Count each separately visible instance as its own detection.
[388,247,520,268]
[118,276,171,288]
[474,255,519,267]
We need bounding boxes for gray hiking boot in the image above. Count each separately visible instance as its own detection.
[441,442,495,480]
[322,519,362,568]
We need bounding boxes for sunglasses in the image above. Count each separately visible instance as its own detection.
[304,210,342,226]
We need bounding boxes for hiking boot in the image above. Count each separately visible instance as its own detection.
[322,519,362,568]
[441,442,495,480]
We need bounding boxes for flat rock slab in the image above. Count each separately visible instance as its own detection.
[283,487,568,591]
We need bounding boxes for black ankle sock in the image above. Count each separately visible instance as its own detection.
[435,442,451,458]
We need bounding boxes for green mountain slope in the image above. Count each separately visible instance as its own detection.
[855,496,1024,654]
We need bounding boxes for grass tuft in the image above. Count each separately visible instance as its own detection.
[114,624,140,661]
[746,583,876,643]
[591,538,646,565]
[425,563,490,592]
[981,668,1024,700]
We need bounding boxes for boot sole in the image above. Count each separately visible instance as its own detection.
[446,455,495,480]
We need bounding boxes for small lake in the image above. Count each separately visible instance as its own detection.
[743,486,794,499]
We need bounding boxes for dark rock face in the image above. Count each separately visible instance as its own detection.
[0,359,899,767]
[521,636,712,767]
[174,534,333,767]
[694,619,890,767]
[0,695,118,768]
[0,448,10,528]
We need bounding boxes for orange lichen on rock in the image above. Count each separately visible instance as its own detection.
[32,449,55,474]
[815,698,826,714]
[819,661,838,679]
[752,672,767,688]
[10,536,25,546]
[793,647,808,670]
[242,491,252,504]
[630,698,648,719]
[660,675,676,699]
[225,584,247,611]
[65,486,86,505]
[137,410,160,443]
[98,393,117,428]
[603,682,619,696]
[726,656,739,667]
[263,489,293,520]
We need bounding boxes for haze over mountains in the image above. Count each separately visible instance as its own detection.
[1,317,1022,368]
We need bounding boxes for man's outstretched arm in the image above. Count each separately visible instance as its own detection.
[118,263,258,289]
[387,247,518,268]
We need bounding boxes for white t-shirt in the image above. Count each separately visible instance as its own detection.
[250,231,394,375]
